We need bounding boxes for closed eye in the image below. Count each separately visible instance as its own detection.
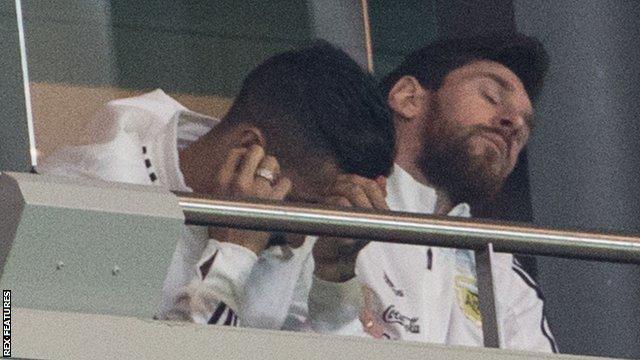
[481,91,498,105]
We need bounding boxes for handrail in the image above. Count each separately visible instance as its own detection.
[176,192,640,264]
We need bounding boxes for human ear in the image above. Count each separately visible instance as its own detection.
[387,76,430,119]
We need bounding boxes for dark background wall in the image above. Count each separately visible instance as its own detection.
[20,0,313,96]
[515,1,640,358]
[368,0,438,76]
[109,1,313,97]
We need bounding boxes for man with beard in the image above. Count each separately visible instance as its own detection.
[308,33,558,352]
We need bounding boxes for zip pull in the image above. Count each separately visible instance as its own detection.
[427,247,433,270]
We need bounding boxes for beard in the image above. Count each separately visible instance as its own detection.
[418,101,509,206]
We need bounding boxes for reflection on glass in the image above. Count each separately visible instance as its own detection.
[24,1,368,159]
[0,0,34,172]
[368,0,438,77]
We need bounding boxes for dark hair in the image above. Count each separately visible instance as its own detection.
[381,33,549,101]
[222,41,394,178]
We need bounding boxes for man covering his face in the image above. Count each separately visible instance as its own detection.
[39,42,394,329]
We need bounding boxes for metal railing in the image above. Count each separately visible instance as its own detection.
[177,192,640,264]
[176,191,640,348]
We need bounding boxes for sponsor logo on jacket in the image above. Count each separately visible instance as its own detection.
[382,305,420,334]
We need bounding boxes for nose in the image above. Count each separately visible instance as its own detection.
[496,109,527,139]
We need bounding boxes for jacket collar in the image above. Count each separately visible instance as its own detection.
[386,164,471,217]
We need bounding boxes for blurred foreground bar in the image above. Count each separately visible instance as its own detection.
[14,307,616,360]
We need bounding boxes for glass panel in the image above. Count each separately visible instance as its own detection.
[368,0,438,77]
[24,0,368,159]
[0,0,34,172]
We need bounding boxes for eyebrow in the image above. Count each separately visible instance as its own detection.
[471,71,516,92]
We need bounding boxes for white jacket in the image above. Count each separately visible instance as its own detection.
[308,165,557,352]
[40,90,313,328]
[39,90,557,353]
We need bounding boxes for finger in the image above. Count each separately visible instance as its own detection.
[253,155,280,191]
[375,176,388,197]
[361,179,388,210]
[271,176,292,200]
[216,148,248,193]
[234,145,265,194]
[258,155,280,176]
[335,175,388,210]
[331,181,373,209]
[338,173,387,196]
[324,195,353,208]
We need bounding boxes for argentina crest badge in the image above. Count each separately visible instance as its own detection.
[454,250,482,327]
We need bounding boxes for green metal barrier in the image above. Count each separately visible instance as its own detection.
[0,172,184,318]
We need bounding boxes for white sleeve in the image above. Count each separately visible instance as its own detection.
[497,255,559,353]
[307,275,367,336]
[162,239,258,325]
[240,239,315,330]
[157,226,207,317]
[163,237,318,330]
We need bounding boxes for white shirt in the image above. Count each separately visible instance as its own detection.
[39,90,557,353]
[308,165,557,352]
